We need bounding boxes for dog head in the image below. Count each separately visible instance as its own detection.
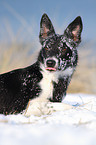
[38,14,83,72]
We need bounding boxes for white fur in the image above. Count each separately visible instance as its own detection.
[23,62,74,117]
[23,101,72,117]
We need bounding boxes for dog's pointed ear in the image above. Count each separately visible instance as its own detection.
[64,16,83,45]
[39,13,55,44]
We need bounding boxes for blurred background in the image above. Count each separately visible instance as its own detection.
[0,0,96,94]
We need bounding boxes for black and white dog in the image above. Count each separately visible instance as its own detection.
[0,14,83,116]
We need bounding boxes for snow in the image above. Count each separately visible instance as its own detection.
[0,94,96,145]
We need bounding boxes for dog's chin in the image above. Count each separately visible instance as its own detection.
[45,67,56,72]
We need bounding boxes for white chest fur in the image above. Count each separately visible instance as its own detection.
[39,65,74,101]
[39,70,58,101]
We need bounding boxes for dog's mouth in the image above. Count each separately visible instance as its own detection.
[45,67,56,71]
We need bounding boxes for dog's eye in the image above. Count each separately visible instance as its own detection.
[62,48,66,52]
[44,47,48,50]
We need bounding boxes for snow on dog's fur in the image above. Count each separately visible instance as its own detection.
[0,14,83,116]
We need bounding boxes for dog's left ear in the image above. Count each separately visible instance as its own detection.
[39,13,55,44]
[64,16,83,45]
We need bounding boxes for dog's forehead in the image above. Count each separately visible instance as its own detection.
[42,34,73,50]
[42,34,61,48]
[59,36,73,50]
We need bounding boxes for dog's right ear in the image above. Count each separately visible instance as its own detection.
[39,13,55,44]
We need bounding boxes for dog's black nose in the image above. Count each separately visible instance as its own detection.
[46,59,56,68]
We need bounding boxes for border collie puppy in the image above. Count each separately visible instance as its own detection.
[0,14,83,116]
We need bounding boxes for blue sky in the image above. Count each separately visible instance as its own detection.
[0,0,96,42]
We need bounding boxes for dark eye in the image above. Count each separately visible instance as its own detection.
[43,47,48,55]
[62,48,66,52]
[44,47,48,50]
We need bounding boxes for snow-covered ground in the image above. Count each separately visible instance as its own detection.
[0,94,96,145]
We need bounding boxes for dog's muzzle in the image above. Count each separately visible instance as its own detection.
[45,58,58,71]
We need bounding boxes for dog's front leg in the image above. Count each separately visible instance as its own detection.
[49,77,70,102]
[23,100,72,117]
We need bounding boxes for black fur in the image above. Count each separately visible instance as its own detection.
[0,14,83,115]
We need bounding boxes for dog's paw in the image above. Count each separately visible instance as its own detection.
[46,102,73,112]
[23,100,72,117]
